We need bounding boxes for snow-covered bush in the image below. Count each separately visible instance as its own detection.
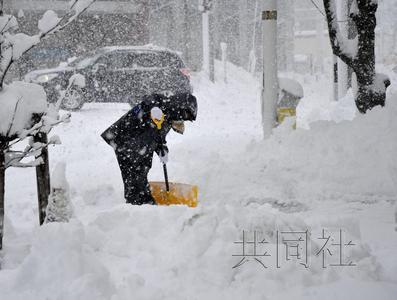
[45,163,73,223]
[0,0,96,250]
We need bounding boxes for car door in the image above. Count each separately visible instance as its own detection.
[111,51,132,103]
[118,52,140,103]
[123,51,166,100]
[89,52,125,102]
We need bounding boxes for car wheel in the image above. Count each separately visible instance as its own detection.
[61,87,85,111]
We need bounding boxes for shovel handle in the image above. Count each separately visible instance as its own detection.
[163,163,170,192]
[158,135,169,192]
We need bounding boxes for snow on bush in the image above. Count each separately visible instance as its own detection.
[38,10,61,34]
[8,34,41,60]
[45,163,74,223]
[0,82,47,137]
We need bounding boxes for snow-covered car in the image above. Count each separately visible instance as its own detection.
[25,46,193,111]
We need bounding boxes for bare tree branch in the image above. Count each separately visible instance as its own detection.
[5,96,22,138]
[5,136,57,169]
[0,0,96,89]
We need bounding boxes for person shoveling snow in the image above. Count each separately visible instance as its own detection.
[101,93,197,205]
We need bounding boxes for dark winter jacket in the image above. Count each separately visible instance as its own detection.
[101,93,197,152]
[100,93,197,205]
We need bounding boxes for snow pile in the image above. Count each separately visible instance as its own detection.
[45,163,74,223]
[0,203,386,300]
[297,80,357,128]
[0,221,115,300]
[250,94,397,200]
[0,62,396,299]
[0,81,47,137]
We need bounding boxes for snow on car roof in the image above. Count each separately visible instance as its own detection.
[100,44,182,56]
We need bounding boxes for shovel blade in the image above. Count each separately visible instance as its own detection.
[150,182,198,207]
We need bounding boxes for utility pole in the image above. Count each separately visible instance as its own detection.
[199,0,214,82]
[337,0,348,99]
[347,0,357,89]
[261,0,278,139]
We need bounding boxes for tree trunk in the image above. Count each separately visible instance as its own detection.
[347,0,358,89]
[352,1,378,113]
[34,133,50,225]
[337,0,348,99]
[323,0,389,113]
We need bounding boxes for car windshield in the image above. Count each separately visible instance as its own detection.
[69,50,103,69]
[28,48,72,61]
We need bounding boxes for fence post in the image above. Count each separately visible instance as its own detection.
[34,132,50,225]
[220,42,228,83]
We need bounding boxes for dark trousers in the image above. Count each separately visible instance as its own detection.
[115,147,156,205]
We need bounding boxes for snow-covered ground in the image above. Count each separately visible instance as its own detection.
[0,63,396,299]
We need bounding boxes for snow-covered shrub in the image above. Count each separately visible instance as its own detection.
[0,0,96,249]
[0,82,47,139]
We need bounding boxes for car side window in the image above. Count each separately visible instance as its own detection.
[96,52,126,69]
[122,52,184,69]
[95,56,109,66]
[95,51,186,70]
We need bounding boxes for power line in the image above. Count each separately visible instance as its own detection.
[309,0,326,17]
[308,0,349,23]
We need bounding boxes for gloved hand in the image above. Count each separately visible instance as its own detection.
[158,145,168,164]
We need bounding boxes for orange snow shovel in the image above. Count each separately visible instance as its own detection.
[150,180,198,207]
[150,162,198,207]
[149,108,198,207]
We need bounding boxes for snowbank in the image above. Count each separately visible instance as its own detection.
[0,221,115,299]
[251,94,397,200]
[1,62,396,299]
